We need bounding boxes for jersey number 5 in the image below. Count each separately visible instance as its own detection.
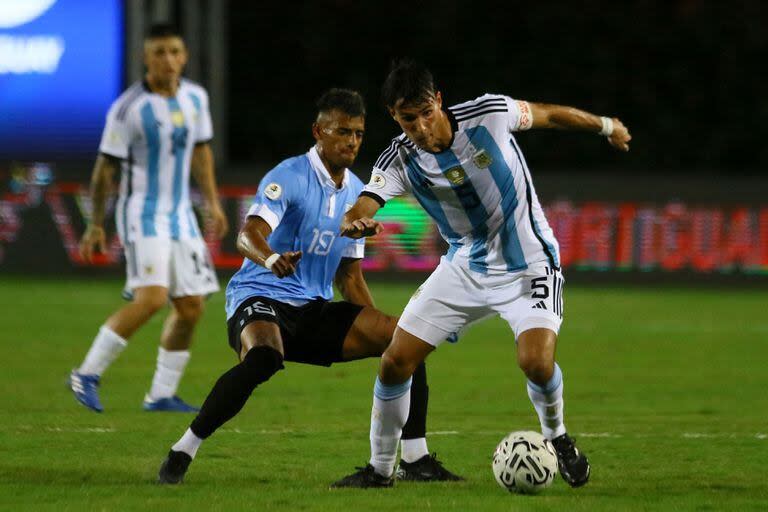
[530,276,550,299]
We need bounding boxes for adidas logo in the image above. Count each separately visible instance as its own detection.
[532,301,547,310]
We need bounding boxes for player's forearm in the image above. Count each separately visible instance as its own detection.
[530,103,605,133]
[88,154,118,226]
[191,144,223,210]
[343,195,381,225]
[237,229,274,266]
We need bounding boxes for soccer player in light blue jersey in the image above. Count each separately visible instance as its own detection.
[70,24,228,413]
[157,89,459,485]
[333,60,632,488]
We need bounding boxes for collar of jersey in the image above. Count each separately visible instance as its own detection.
[307,146,349,190]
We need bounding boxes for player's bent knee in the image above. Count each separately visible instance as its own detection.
[518,356,554,385]
[380,350,417,383]
[173,297,205,323]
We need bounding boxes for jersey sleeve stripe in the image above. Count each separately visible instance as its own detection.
[450,97,506,114]
[374,140,398,169]
[455,107,509,122]
[115,84,144,121]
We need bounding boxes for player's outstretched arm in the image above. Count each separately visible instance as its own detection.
[334,257,375,307]
[236,216,301,278]
[191,143,229,239]
[340,195,383,239]
[528,102,632,151]
[79,153,119,263]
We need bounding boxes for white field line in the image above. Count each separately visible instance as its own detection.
[12,426,767,440]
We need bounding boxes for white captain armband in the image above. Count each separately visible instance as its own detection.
[516,100,533,130]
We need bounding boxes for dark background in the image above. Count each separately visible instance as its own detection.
[226,0,767,175]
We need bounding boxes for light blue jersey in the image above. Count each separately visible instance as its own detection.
[225,147,365,319]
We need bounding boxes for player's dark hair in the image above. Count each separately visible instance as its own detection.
[316,88,366,118]
[381,59,436,109]
[146,23,182,41]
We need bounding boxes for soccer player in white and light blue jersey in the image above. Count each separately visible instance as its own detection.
[157,89,460,485]
[333,60,632,488]
[69,24,228,413]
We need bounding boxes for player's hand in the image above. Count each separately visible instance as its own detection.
[209,203,229,239]
[78,224,107,263]
[607,118,631,152]
[270,251,302,278]
[340,217,383,239]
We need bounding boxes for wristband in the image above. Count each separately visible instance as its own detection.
[599,116,614,137]
[264,253,280,270]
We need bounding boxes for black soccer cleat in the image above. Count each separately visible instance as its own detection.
[157,450,192,484]
[395,453,464,482]
[551,433,590,487]
[330,464,394,489]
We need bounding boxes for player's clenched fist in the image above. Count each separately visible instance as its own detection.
[79,224,107,263]
[266,251,302,278]
[340,217,383,239]
[607,118,631,152]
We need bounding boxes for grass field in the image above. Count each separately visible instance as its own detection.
[1,277,766,511]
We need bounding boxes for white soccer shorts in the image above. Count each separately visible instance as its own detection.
[123,236,219,298]
[398,256,564,346]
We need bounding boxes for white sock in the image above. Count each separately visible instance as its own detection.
[78,325,128,376]
[400,438,428,463]
[172,428,203,458]
[527,363,566,440]
[369,376,412,477]
[148,348,191,400]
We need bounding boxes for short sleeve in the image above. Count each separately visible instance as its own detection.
[246,165,298,231]
[504,96,534,132]
[190,88,213,143]
[98,103,132,159]
[361,139,411,205]
[341,238,365,259]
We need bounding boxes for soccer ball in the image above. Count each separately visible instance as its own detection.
[492,431,558,494]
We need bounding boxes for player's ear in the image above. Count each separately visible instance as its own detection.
[311,122,321,142]
[434,91,442,109]
[388,107,397,121]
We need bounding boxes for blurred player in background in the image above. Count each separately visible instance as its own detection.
[333,60,631,488]
[157,89,460,485]
[69,24,228,413]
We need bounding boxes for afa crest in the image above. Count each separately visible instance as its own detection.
[445,166,466,185]
[473,149,493,168]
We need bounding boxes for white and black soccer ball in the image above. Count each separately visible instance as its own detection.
[492,431,558,494]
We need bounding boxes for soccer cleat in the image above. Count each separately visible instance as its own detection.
[396,453,464,482]
[330,464,394,489]
[68,369,103,412]
[157,450,192,484]
[551,433,590,487]
[143,395,200,412]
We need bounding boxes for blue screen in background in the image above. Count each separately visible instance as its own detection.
[0,0,123,160]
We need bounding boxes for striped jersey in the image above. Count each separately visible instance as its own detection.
[225,147,366,319]
[98,79,213,242]
[362,94,560,275]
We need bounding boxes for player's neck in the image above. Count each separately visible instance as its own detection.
[145,74,180,97]
[322,158,345,188]
[432,110,454,152]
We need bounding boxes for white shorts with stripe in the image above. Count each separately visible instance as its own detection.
[398,257,564,347]
[123,236,219,298]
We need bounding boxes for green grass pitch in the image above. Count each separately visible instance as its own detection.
[0,277,766,511]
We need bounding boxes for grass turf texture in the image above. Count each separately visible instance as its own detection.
[0,277,766,511]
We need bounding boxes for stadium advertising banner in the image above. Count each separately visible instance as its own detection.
[0,0,123,159]
[1,175,766,275]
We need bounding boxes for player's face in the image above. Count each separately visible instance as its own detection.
[313,110,365,170]
[390,92,445,152]
[144,36,187,85]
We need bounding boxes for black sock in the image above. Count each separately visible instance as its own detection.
[190,346,283,439]
[402,361,428,440]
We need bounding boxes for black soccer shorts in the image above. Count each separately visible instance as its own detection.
[227,296,364,366]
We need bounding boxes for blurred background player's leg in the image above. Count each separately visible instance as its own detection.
[69,285,168,412]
